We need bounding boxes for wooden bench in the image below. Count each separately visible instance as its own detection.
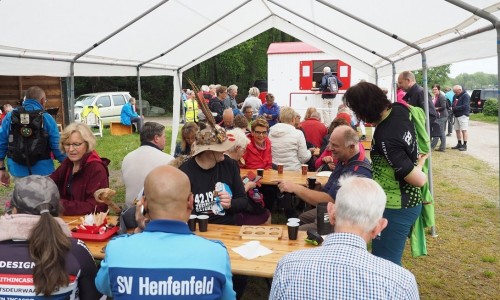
[110,122,132,136]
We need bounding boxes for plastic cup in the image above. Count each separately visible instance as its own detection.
[287,222,300,240]
[188,215,197,232]
[316,203,331,235]
[257,168,264,177]
[307,177,317,189]
[197,215,209,232]
[277,164,284,174]
[301,164,308,175]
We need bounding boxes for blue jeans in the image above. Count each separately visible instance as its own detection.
[131,116,143,133]
[372,203,422,265]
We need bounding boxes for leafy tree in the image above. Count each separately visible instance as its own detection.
[413,65,451,88]
[75,29,297,113]
[454,72,497,89]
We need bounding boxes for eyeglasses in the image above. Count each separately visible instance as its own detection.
[253,130,268,135]
[63,142,85,149]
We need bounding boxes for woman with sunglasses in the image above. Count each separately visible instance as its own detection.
[50,122,109,215]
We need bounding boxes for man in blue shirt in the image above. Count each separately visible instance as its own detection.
[277,125,371,231]
[95,165,236,299]
[450,85,470,151]
[121,97,143,133]
[0,86,65,185]
[270,176,419,300]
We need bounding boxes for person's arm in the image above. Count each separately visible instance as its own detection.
[380,135,428,187]
[269,261,286,300]
[94,249,113,297]
[270,105,280,121]
[278,180,333,206]
[124,103,139,118]
[337,76,343,88]
[0,112,11,186]
[44,113,66,162]
[435,95,445,113]
[315,149,332,169]
[296,131,312,164]
[454,94,470,112]
[73,240,103,300]
[225,161,249,213]
[258,105,264,116]
[221,249,237,300]
[319,75,327,91]
[403,153,428,187]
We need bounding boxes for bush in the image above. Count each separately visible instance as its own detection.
[482,98,498,116]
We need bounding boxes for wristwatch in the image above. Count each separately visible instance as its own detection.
[0,167,5,171]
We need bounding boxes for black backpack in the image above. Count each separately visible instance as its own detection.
[7,107,50,173]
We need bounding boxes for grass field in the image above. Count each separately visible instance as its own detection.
[0,126,498,299]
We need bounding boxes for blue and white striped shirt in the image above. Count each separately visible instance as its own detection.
[270,232,419,300]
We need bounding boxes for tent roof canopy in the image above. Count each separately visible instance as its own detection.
[0,0,498,78]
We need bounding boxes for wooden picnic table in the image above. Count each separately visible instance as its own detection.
[62,216,314,278]
[240,168,328,187]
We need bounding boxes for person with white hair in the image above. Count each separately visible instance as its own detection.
[241,87,262,118]
[223,84,239,109]
[450,84,470,151]
[270,176,419,300]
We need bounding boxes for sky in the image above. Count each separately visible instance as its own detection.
[449,56,497,77]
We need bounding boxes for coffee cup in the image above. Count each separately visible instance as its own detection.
[277,164,284,174]
[287,222,300,240]
[257,169,264,177]
[307,177,317,189]
[197,215,209,232]
[301,164,308,175]
[188,215,197,231]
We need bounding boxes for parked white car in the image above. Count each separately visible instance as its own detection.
[74,92,131,125]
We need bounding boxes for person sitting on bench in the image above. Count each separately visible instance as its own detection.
[120,97,143,133]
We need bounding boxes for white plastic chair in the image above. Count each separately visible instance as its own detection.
[82,109,103,137]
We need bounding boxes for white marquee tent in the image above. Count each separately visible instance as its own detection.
[0,0,499,181]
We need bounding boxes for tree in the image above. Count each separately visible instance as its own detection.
[74,29,294,113]
[454,72,497,89]
[413,65,451,88]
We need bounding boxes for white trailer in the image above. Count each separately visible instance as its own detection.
[267,42,369,124]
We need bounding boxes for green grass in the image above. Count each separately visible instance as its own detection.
[469,112,498,124]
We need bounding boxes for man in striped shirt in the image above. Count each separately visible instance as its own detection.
[270,176,419,300]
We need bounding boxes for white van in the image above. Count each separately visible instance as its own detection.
[74,92,131,125]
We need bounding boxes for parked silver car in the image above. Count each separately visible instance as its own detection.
[74,92,131,125]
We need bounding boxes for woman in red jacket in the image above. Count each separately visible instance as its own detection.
[241,117,279,211]
[50,122,109,215]
[242,117,272,169]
